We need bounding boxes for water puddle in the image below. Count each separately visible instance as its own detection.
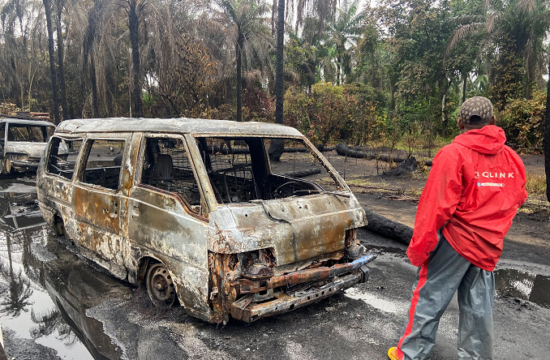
[0,178,114,359]
[495,268,550,308]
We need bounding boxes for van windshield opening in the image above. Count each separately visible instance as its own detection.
[7,124,54,142]
[195,137,343,204]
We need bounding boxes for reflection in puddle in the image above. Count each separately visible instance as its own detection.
[0,178,108,359]
[495,268,550,308]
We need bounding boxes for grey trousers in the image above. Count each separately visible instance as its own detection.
[397,234,495,360]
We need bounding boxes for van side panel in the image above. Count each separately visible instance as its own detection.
[128,186,212,317]
[66,134,134,282]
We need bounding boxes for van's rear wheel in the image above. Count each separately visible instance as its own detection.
[146,263,176,308]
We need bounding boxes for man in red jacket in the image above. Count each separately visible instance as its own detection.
[388,96,527,360]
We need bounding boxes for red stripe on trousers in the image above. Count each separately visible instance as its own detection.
[396,264,429,360]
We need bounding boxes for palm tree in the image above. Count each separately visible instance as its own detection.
[328,0,365,85]
[286,20,334,90]
[448,0,550,106]
[213,0,271,122]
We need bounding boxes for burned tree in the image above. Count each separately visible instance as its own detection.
[55,0,68,120]
[42,0,60,124]
[268,0,285,161]
[120,0,146,118]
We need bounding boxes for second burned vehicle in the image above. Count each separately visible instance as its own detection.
[0,118,56,175]
[37,118,373,323]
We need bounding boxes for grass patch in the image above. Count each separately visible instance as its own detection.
[345,177,389,188]
[407,186,424,198]
[526,173,546,197]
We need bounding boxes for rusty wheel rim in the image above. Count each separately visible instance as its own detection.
[146,263,176,308]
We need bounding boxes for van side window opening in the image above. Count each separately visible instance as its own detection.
[81,140,125,190]
[46,137,83,180]
[7,124,53,142]
[141,137,202,211]
[196,137,341,204]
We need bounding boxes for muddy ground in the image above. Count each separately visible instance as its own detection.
[0,149,549,360]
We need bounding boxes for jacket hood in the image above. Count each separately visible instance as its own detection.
[453,125,506,155]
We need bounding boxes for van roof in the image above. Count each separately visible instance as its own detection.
[56,118,303,137]
[0,118,55,127]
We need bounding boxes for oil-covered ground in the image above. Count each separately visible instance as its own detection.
[0,177,549,360]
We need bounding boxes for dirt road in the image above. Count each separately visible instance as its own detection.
[0,177,549,359]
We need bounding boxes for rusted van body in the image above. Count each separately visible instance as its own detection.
[0,118,56,174]
[37,118,372,323]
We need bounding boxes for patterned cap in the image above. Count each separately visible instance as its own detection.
[460,96,493,124]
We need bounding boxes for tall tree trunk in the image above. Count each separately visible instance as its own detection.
[271,0,276,35]
[128,0,142,117]
[337,55,341,86]
[441,93,446,136]
[269,0,285,161]
[544,59,550,202]
[55,0,68,120]
[236,30,244,122]
[90,53,100,117]
[43,0,60,124]
[389,81,395,111]
[462,72,467,105]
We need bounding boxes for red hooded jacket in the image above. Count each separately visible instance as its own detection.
[407,125,527,271]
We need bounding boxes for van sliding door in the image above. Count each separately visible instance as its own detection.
[73,137,128,275]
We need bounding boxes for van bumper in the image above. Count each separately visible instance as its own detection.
[231,254,374,322]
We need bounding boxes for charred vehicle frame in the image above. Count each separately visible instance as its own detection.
[0,118,56,175]
[37,118,373,323]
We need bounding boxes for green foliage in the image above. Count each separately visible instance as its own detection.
[284,82,390,146]
[498,90,546,150]
[284,82,355,145]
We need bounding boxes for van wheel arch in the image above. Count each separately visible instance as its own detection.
[53,215,70,240]
[137,256,158,285]
[139,257,179,308]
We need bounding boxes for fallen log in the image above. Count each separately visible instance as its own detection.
[281,167,321,178]
[382,157,417,176]
[336,143,406,163]
[205,145,336,155]
[336,143,433,167]
[363,208,412,245]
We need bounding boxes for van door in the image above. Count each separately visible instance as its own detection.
[73,136,129,275]
[127,134,211,313]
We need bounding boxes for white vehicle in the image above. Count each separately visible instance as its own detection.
[0,118,56,174]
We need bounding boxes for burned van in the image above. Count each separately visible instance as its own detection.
[0,118,56,174]
[37,118,373,323]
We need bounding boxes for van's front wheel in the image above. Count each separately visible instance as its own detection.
[146,263,176,308]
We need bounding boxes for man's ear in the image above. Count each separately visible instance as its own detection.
[489,115,495,125]
[458,118,465,130]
